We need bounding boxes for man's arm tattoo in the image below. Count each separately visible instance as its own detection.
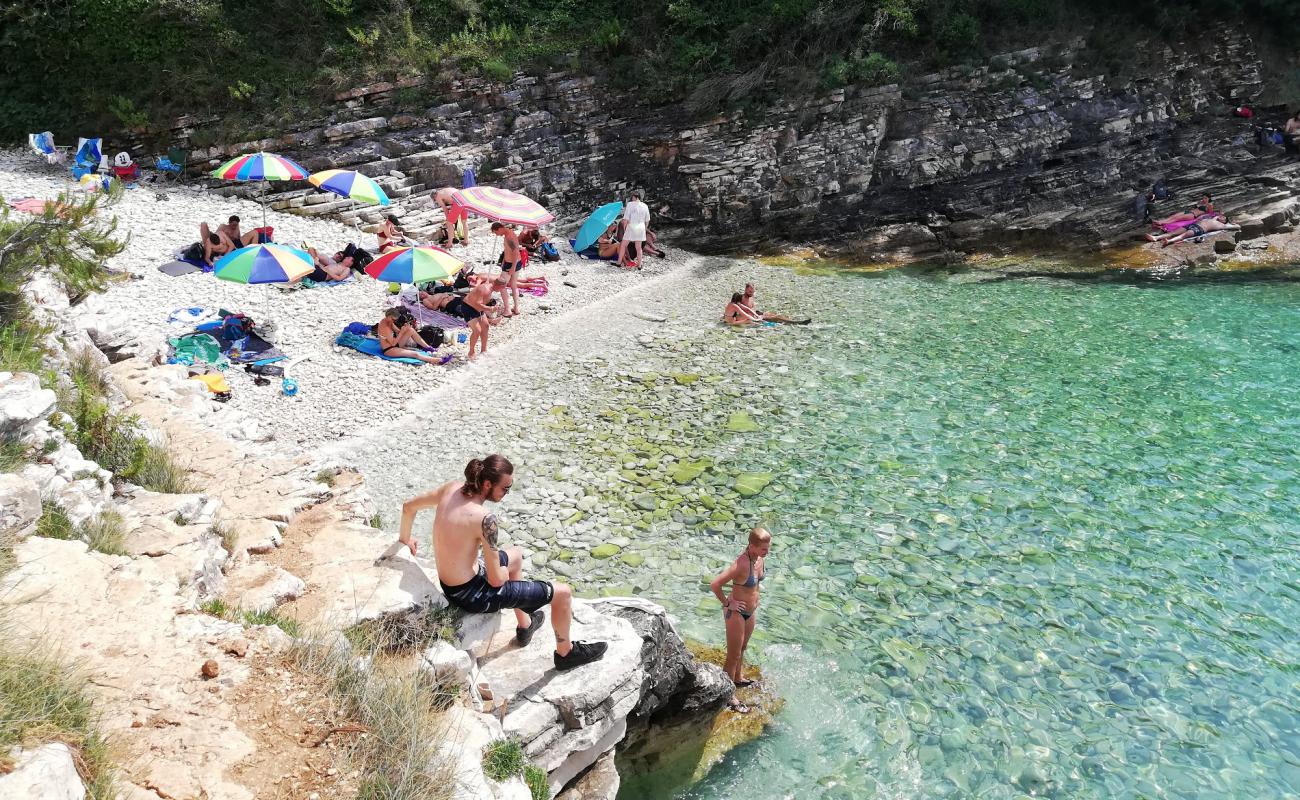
[481,514,500,550]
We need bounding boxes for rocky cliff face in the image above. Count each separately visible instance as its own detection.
[167,28,1276,257]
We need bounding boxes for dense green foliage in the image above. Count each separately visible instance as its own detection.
[2,0,1300,140]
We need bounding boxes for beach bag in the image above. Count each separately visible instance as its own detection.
[218,313,254,344]
[539,241,560,261]
[1233,106,1254,118]
[342,243,374,271]
[344,321,374,337]
[418,325,446,348]
[181,242,205,263]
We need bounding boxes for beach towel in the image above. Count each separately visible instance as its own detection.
[8,197,67,216]
[335,331,424,365]
[1157,218,1204,233]
[194,316,286,364]
[159,260,200,277]
[393,297,467,330]
[168,333,225,367]
[569,239,619,261]
[300,274,354,289]
[168,307,217,327]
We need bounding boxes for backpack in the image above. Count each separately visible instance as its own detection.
[418,325,446,348]
[539,241,560,261]
[218,313,254,344]
[1152,180,1172,202]
[342,243,374,271]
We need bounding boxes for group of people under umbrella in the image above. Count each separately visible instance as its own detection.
[202,151,635,363]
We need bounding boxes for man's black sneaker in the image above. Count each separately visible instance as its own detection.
[554,640,608,671]
[516,610,544,647]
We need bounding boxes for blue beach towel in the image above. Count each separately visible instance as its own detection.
[335,331,424,365]
[569,239,620,261]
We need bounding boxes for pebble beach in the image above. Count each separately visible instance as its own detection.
[0,148,693,448]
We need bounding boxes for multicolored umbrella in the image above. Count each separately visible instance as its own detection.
[364,246,464,284]
[573,201,624,253]
[308,169,390,206]
[211,152,308,181]
[452,186,554,227]
[213,244,313,284]
[211,152,308,226]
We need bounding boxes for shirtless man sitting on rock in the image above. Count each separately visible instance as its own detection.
[398,455,607,671]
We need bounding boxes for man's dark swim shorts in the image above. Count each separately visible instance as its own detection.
[440,550,554,613]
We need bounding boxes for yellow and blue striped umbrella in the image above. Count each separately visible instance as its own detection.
[309,169,390,206]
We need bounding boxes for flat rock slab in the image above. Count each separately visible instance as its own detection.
[289,522,445,626]
[477,600,644,782]
[0,743,85,800]
[0,536,271,800]
[224,562,305,613]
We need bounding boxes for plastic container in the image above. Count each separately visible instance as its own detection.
[456,332,469,345]
[281,377,298,396]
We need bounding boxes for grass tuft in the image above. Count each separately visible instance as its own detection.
[482,739,527,782]
[199,598,231,618]
[36,502,76,541]
[58,351,192,495]
[290,630,456,800]
[314,469,337,487]
[242,608,302,638]
[368,513,383,530]
[0,436,28,473]
[524,764,550,800]
[81,511,127,556]
[0,640,118,798]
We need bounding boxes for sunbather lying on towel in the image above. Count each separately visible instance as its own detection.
[1153,213,1240,247]
[304,246,354,282]
[378,307,445,364]
[1152,195,1214,227]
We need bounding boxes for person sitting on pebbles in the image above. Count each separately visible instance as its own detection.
[723,292,761,326]
[398,455,608,672]
[710,526,772,713]
[377,307,445,364]
[738,283,810,325]
[196,222,236,267]
[377,214,412,253]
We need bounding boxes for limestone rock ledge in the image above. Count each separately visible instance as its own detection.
[0,346,743,799]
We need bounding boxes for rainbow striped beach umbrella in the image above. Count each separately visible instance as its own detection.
[211,152,308,181]
[213,244,314,284]
[308,169,390,206]
[452,186,554,227]
[211,152,308,226]
[364,246,464,284]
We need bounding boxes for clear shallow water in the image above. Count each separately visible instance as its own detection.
[506,268,1300,799]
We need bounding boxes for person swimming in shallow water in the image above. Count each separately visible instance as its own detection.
[710,526,771,713]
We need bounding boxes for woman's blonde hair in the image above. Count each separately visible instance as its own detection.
[749,527,772,545]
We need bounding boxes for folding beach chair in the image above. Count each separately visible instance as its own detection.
[155,146,189,182]
[70,138,103,179]
[27,132,68,166]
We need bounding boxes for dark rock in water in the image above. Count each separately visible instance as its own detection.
[592,597,732,719]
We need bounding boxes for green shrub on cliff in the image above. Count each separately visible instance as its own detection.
[5,0,1300,141]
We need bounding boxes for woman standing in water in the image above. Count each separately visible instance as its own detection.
[710,526,771,713]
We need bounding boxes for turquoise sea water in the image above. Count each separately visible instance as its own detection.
[518,268,1300,799]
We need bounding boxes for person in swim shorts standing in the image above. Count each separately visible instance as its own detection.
[398,455,608,671]
[709,526,771,712]
[491,222,524,317]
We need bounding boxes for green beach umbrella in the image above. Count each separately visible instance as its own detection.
[213,244,314,284]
